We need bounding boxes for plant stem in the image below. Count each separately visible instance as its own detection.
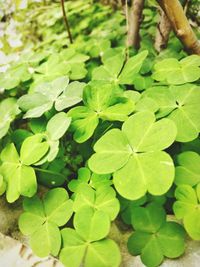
[156,0,200,55]
[60,0,73,44]
[126,0,145,49]
[154,7,171,52]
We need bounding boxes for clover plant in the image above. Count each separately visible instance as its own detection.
[19,188,73,257]
[128,203,186,267]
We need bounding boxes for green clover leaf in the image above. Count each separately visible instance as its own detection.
[19,188,73,257]
[20,134,49,165]
[0,63,31,90]
[0,98,20,139]
[152,55,200,85]
[92,50,148,84]
[175,151,200,186]
[173,184,200,240]
[55,81,85,111]
[59,48,89,80]
[68,80,135,143]
[18,77,84,119]
[0,135,51,202]
[34,54,71,82]
[143,84,200,142]
[89,111,177,200]
[73,184,119,221]
[18,76,69,118]
[0,173,6,196]
[60,206,121,267]
[68,167,111,192]
[34,112,71,165]
[128,203,186,267]
[0,143,38,202]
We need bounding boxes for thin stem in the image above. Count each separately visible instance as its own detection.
[34,167,67,180]
[125,0,130,59]
[60,0,73,44]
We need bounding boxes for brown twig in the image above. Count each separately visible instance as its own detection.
[60,0,73,44]
[156,0,200,55]
[154,7,171,52]
[126,0,145,49]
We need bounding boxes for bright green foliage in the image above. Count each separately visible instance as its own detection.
[128,203,186,267]
[175,151,200,186]
[34,50,88,82]
[152,55,200,84]
[92,50,148,84]
[0,98,20,139]
[144,84,200,142]
[55,81,85,111]
[89,111,177,200]
[68,80,135,142]
[173,184,200,240]
[0,174,6,196]
[18,77,85,118]
[73,184,120,221]
[68,167,112,192]
[19,188,73,257]
[18,76,69,118]
[60,206,121,267]
[32,113,71,165]
[0,143,39,202]
[119,194,166,225]
[46,112,71,141]
[0,63,31,90]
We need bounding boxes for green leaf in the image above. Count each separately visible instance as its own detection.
[68,106,99,143]
[60,229,121,267]
[43,188,73,226]
[131,203,166,233]
[60,228,86,267]
[35,54,71,81]
[74,206,110,242]
[19,188,73,257]
[89,111,176,200]
[46,112,71,141]
[175,151,200,186]
[0,98,20,139]
[152,56,200,85]
[73,184,119,220]
[118,50,148,84]
[143,84,200,142]
[92,53,124,82]
[30,222,61,257]
[19,212,46,236]
[1,143,19,163]
[95,186,120,220]
[89,129,131,174]
[0,174,6,195]
[20,134,49,165]
[55,81,85,111]
[173,184,200,240]
[0,63,31,90]
[18,76,69,118]
[85,239,121,267]
[1,143,37,202]
[68,81,134,143]
[68,167,91,192]
[157,222,186,258]
[128,204,185,267]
